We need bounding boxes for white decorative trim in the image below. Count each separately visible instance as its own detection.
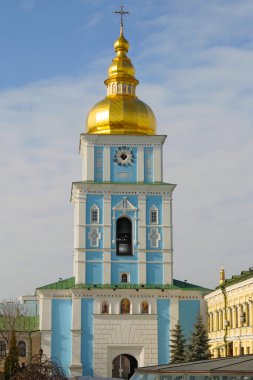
[88,227,101,248]
[90,203,99,224]
[120,272,130,283]
[150,205,158,224]
[112,197,138,245]
[148,227,161,248]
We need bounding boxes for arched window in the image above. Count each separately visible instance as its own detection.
[102,301,109,314]
[121,298,130,314]
[0,341,6,356]
[150,205,158,224]
[121,273,128,283]
[141,301,149,314]
[116,217,132,256]
[117,83,121,94]
[90,204,99,224]
[128,84,132,94]
[123,83,127,94]
[17,341,26,357]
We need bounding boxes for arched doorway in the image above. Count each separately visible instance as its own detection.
[112,354,138,379]
[116,217,132,255]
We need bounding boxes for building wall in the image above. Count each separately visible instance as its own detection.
[205,276,253,358]
[38,289,205,378]
[0,332,41,374]
[73,188,174,286]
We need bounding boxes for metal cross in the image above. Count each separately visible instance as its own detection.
[113,4,130,29]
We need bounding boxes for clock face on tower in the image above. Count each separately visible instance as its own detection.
[113,146,134,166]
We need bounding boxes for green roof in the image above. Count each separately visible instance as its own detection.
[217,268,253,289]
[37,277,75,290]
[173,279,211,291]
[37,277,209,292]
[0,316,39,332]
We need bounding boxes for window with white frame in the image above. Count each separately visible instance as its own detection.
[150,205,158,224]
[121,273,129,283]
[90,204,99,224]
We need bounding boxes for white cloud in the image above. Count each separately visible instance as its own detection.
[20,0,36,12]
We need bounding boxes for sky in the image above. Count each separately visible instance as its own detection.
[0,0,253,299]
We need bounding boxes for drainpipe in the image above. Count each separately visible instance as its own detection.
[221,285,228,357]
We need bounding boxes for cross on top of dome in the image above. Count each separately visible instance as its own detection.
[113,4,130,34]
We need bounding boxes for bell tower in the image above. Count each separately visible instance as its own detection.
[38,10,208,378]
[71,17,176,286]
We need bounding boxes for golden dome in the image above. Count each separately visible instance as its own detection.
[86,28,157,135]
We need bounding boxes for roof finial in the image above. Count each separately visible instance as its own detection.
[113,4,130,35]
[220,265,225,286]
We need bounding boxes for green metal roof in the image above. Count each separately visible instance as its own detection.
[37,277,75,290]
[37,277,209,292]
[217,268,253,289]
[173,279,211,291]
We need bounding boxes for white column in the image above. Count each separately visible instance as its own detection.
[249,303,253,327]
[39,296,52,357]
[74,193,86,249]
[200,299,208,324]
[170,298,179,329]
[162,194,172,284]
[153,146,162,182]
[137,146,144,182]
[138,195,146,284]
[104,146,110,181]
[132,298,140,314]
[74,193,86,283]
[103,194,111,284]
[70,297,83,377]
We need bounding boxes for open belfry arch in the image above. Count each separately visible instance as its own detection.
[36,6,209,379]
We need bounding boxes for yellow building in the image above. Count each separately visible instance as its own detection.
[205,267,253,358]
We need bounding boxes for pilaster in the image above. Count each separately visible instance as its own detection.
[169,298,179,333]
[162,194,172,284]
[70,297,82,377]
[39,296,52,357]
[103,194,111,284]
[104,146,110,181]
[74,193,87,283]
[137,146,144,182]
[138,194,146,284]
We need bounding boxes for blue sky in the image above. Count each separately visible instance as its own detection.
[0,0,253,298]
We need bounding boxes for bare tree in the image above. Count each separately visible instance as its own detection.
[0,300,21,348]
[0,299,39,362]
[11,350,68,380]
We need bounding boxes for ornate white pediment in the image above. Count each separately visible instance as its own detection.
[112,197,137,213]
[112,197,138,245]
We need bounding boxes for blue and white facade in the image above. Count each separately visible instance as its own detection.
[36,26,209,379]
[37,133,208,378]
[73,134,173,287]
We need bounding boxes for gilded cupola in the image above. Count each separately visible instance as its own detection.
[86,25,157,135]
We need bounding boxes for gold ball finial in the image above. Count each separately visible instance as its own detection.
[219,266,225,285]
